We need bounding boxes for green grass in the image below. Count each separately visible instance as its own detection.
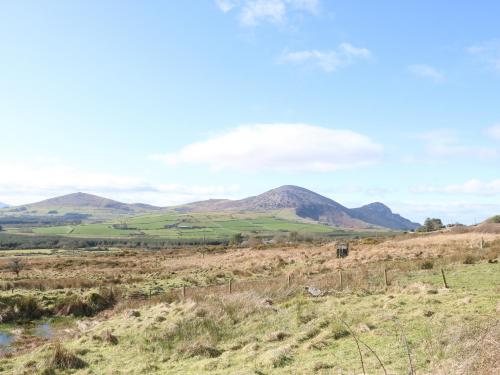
[0,261,497,374]
[29,210,363,241]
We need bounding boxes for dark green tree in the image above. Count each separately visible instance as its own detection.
[420,218,445,232]
[230,233,244,245]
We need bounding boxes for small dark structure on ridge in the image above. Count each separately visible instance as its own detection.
[336,242,349,258]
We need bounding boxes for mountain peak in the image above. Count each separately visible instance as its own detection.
[361,202,393,214]
[32,192,123,208]
[350,202,419,231]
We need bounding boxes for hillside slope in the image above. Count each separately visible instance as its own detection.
[177,185,419,230]
[350,202,420,231]
[1,192,161,220]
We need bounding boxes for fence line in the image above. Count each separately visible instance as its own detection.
[141,261,446,303]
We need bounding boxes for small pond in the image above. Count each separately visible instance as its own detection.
[0,331,14,353]
[0,321,56,353]
[32,322,53,338]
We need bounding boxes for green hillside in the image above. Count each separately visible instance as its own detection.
[25,210,377,241]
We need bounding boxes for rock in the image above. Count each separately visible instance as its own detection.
[76,320,90,331]
[305,286,323,297]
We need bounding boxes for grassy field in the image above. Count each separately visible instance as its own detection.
[22,210,374,241]
[0,231,498,374]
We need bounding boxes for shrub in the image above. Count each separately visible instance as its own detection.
[15,295,43,320]
[420,260,434,270]
[488,215,500,223]
[8,258,24,278]
[230,233,244,245]
[0,295,43,322]
[55,295,88,317]
[463,255,478,265]
[84,288,115,313]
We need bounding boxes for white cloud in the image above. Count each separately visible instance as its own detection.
[408,64,444,82]
[241,0,286,25]
[486,124,500,140]
[392,201,500,225]
[0,159,240,206]
[467,39,500,72]
[152,123,383,172]
[215,0,238,13]
[416,129,498,159]
[413,179,500,196]
[216,0,319,26]
[279,43,371,72]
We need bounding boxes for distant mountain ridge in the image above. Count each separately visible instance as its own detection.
[0,202,8,209]
[177,185,420,231]
[350,202,419,231]
[18,192,160,213]
[2,186,420,230]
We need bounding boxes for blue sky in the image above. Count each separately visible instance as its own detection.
[1,0,499,224]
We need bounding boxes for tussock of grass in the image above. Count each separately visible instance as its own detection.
[260,345,293,368]
[101,329,118,345]
[180,340,222,358]
[42,342,87,373]
[265,331,290,342]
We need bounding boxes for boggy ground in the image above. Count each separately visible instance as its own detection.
[0,231,499,374]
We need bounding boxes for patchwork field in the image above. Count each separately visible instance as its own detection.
[6,210,384,242]
[0,231,498,374]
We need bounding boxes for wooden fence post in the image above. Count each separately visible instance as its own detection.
[228,279,233,294]
[480,237,484,249]
[339,270,343,290]
[384,268,389,288]
[182,285,186,298]
[287,274,291,287]
[440,268,448,289]
[149,289,152,300]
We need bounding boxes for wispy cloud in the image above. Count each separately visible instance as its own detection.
[392,201,500,225]
[412,179,500,195]
[408,64,444,82]
[152,123,383,172]
[0,159,240,206]
[416,129,498,159]
[215,0,238,13]
[215,0,319,26]
[486,124,500,140]
[278,43,371,72]
[467,39,500,72]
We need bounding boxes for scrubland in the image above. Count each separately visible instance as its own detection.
[0,230,498,374]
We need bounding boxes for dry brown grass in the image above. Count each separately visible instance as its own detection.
[432,319,500,375]
[0,231,498,309]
